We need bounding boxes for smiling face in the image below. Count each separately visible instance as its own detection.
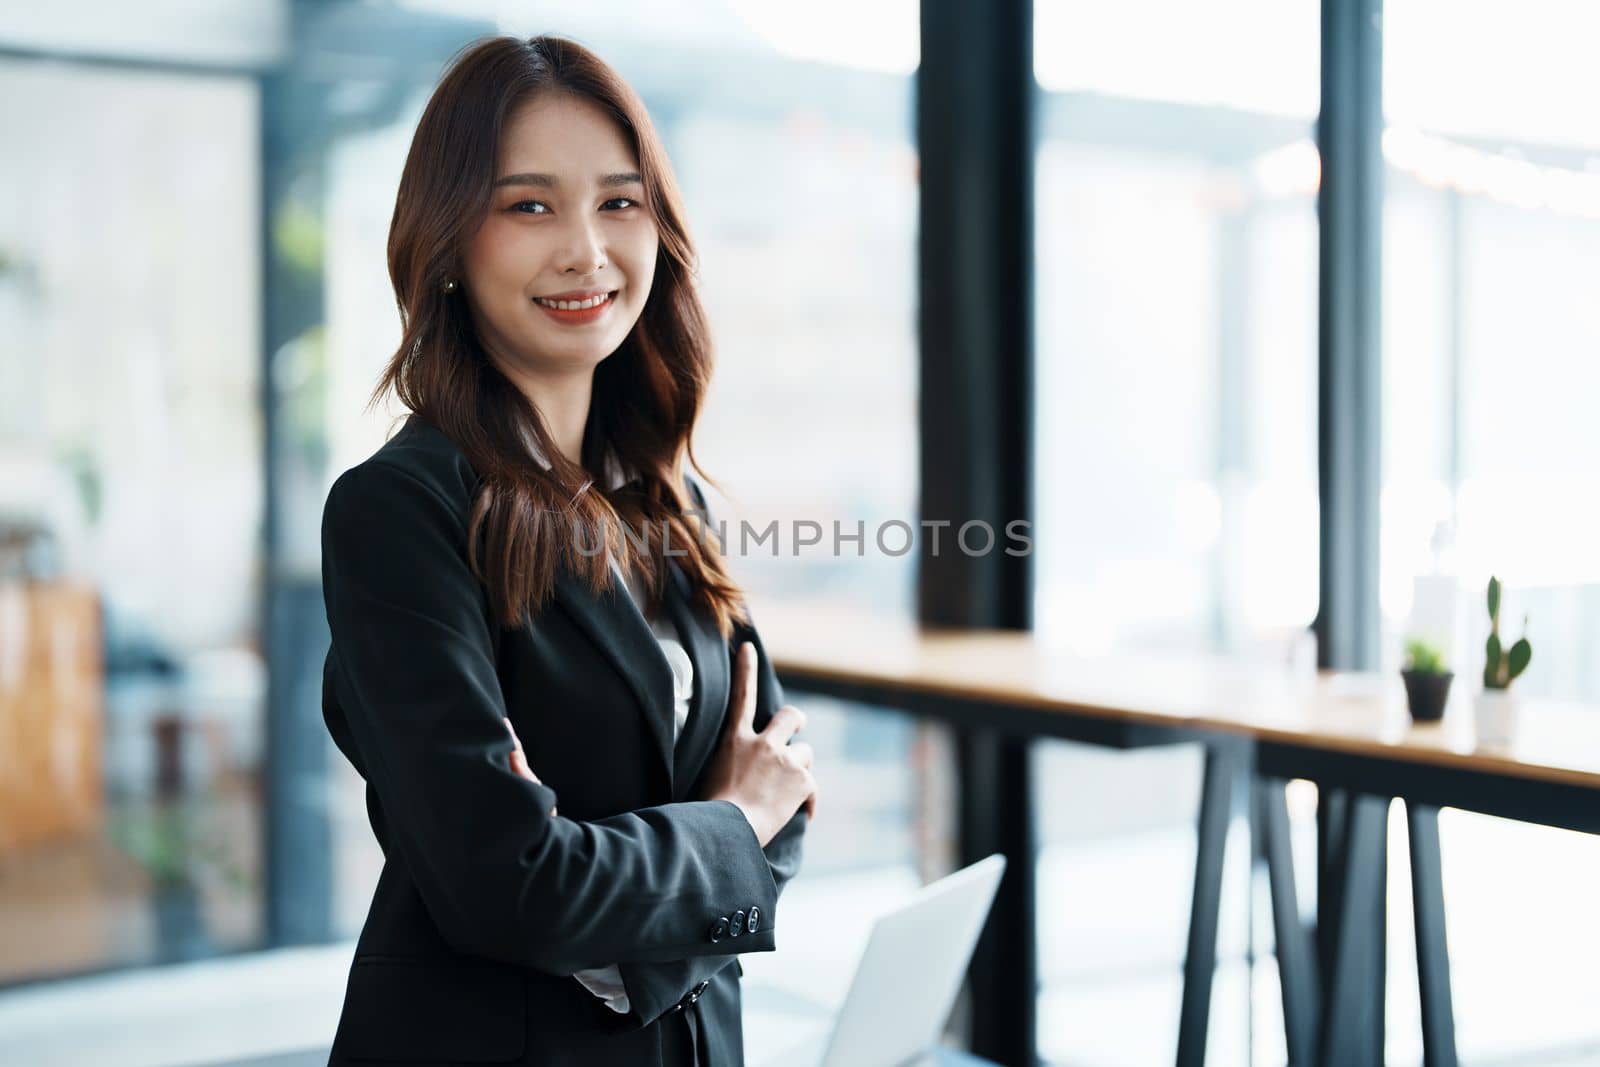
[461,91,660,380]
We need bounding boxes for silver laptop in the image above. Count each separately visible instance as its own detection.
[769,854,1007,1067]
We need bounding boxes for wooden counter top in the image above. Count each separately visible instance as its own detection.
[759,605,1600,791]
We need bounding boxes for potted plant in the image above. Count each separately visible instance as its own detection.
[1400,637,1453,722]
[1475,575,1532,745]
[109,798,247,963]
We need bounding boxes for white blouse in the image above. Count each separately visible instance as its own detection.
[617,558,695,743]
[570,557,695,1014]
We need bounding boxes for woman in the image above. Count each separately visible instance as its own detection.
[319,34,817,1067]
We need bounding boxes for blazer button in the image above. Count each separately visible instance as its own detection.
[729,909,746,937]
[676,979,710,1013]
[708,917,729,943]
[747,905,761,933]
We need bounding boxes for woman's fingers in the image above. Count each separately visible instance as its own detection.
[801,769,818,820]
[503,719,539,781]
[503,720,556,814]
[784,740,814,769]
[728,642,759,737]
[509,746,538,782]
[763,704,807,746]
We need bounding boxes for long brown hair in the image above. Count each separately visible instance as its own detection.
[374,34,747,639]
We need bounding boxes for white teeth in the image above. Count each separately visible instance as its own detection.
[536,292,611,311]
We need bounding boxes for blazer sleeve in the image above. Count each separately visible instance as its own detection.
[320,459,782,976]
[613,477,811,1027]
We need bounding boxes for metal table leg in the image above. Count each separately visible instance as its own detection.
[1406,803,1459,1067]
[1258,779,1321,1066]
[1177,744,1246,1066]
[1319,793,1389,1066]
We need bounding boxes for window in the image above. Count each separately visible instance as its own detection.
[1032,3,1319,1061]
[1380,3,1600,1061]
[1033,0,1320,661]
[1381,0,1600,703]
[0,57,264,982]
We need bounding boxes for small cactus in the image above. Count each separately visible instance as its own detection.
[1483,576,1532,690]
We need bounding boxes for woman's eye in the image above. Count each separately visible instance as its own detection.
[510,198,635,214]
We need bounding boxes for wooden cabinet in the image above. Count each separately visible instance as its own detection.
[0,580,104,854]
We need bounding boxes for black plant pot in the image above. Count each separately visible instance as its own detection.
[1401,669,1454,722]
[152,881,210,963]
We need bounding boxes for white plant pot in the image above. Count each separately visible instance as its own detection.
[1474,688,1521,746]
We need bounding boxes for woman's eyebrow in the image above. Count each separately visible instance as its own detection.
[492,171,643,189]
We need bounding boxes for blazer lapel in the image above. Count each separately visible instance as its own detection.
[663,562,730,802]
[549,564,677,790]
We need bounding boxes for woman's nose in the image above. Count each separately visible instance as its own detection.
[555,217,606,275]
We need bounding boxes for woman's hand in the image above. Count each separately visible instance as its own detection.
[504,718,558,817]
[701,642,818,846]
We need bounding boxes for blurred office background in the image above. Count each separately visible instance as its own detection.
[0,1,1597,1065]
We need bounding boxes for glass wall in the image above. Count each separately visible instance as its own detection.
[1032,0,1320,660]
[1031,1,1320,1062]
[1379,2,1600,1062]
[0,57,264,983]
[1380,0,1600,697]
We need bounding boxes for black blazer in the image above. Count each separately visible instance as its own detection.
[319,413,807,1066]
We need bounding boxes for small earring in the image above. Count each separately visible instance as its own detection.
[442,279,458,293]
